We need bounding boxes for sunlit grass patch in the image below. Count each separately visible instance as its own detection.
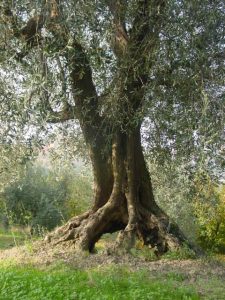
[161,244,197,260]
[215,254,225,263]
[0,264,200,300]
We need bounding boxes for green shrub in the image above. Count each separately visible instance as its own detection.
[194,182,225,253]
[162,244,197,260]
[3,167,64,232]
[2,165,92,233]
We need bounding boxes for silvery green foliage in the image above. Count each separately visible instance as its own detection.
[2,162,92,232]
[0,0,224,177]
[149,158,198,242]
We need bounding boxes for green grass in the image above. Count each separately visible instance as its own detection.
[0,228,27,250]
[0,264,200,300]
[1,231,224,299]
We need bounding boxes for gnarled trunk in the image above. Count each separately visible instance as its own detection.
[46,126,186,255]
[7,0,188,255]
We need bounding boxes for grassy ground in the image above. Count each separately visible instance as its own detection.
[0,229,225,300]
[0,227,28,250]
[0,263,200,300]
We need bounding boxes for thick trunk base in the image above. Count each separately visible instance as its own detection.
[45,131,190,255]
[45,199,186,256]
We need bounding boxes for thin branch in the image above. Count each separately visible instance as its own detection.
[107,0,129,59]
[46,105,77,123]
[127,0,166,87]
[130,0,166,44]
[43,2,101,129]
[39,50,76,123]
[1,6,20,38]
[56,56,67,96]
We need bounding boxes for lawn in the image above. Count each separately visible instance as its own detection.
[0,229,224,300]
[0,263,200,300]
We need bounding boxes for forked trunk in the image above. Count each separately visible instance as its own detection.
[46,127,186,255]
[40,0,188,255]
[3,0,196,256]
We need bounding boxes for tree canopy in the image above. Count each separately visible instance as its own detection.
[0,1,224,160]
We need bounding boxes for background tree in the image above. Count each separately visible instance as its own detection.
[193,175,225,253]
[3,163,92,234]
[0,0,224,254]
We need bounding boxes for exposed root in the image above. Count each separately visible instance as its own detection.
[105,208,187,256]
[44,201,191,255]
[45,198,127,252]
[44,211,90,243]
[54,228,76,245]
[44,188,192,255]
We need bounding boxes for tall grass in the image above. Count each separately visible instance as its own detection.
[0,227,28,250]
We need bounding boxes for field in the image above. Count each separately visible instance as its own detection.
[0,228,225,300]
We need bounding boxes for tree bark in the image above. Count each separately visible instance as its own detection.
[46,126,186,255]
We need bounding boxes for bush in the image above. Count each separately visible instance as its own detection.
[194,179,225,253]
[149,159,198,243]
[149,159,225,253]
[3,166,65,232]
[2,164,92,233]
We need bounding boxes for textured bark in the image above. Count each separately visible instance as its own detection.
[46,127,186,255]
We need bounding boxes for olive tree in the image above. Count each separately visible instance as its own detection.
[0,0,224,254]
